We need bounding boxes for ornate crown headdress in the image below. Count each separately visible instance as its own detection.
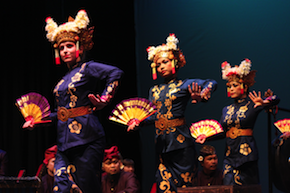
[45,10,94,65]
[146,34,186,80]
[221,58,255,97]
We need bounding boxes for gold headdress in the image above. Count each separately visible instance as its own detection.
[146,34,186,80]
[221,58,256,97]
[45,10,94,65]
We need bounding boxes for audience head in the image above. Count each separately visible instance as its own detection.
[43,145,57,176]
[198,145,218,174]
[122,158,135,173]
[103,146,122,175]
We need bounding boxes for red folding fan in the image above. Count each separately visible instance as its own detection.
[109,97,157,126]
[15,92,51,124]
[274,118,290,133]
[190,119,223,139]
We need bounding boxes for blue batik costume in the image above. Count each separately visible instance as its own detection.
[220,95,279,185]
[50,61,123,193]
[146,78,217,192]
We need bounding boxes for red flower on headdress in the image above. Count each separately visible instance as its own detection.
[221,61,228,69]
[45,17,52,22]
[146,46,152,53]
[226,71,238,77]
[169,33,176,37]
[245,58,251,63]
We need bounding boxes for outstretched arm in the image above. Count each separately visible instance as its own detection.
[87,62,123,110]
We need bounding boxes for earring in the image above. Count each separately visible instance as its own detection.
[241,83,244,95]
[151,63,157,80]
[227,87,231,97]
[171,59,177,74]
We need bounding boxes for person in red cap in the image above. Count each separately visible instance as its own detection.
[41,145,57,193]
[101,146,139,193]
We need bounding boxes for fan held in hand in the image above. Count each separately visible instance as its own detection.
[190,119,223,139]
[109,97,157,126]
[274,118,290,133]
[15,92,51,124]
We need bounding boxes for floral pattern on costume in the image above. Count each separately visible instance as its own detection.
[177,134,185,143]
[69,120,82,134]
[239,143,252,156]
[153,80,183,136]
[223,164,231,177]
[220,96,279,185]
[147,78,217,192]
[180,172,193,184]
[221,99,259,166]
[233,169,242,185]
[158,163,176,193]
[67,64,87,108]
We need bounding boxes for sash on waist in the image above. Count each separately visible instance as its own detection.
[226,127,253,139]
[155,117,185,131]
[57,106,92,122]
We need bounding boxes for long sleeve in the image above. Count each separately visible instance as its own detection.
[116,172,139,193]
[86,62,123,102]
[102,171,139,193]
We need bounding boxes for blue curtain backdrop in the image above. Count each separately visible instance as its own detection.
[134,1,290,192]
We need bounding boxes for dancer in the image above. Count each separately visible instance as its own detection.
[207,59,279,185]
[128,34,217,192]
[23,10,123,193]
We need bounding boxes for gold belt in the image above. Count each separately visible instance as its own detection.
[226,127,253,139]
[57,106,92,122]
[155,117,185,131]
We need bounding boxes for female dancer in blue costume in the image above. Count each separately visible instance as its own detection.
[23,10,123,193]
[202,59,279,185]
[128,34,217,192]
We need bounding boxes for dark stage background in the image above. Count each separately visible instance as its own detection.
[0,0,141,187]
[135,1,290,193]
[1,1,290,193]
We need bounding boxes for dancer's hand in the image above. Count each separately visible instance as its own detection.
[88,94,108,110]
[22,117,35,130]
[280,132,290,140]
[196,134,206,144]
[127,120,139,132]
[249,91,269,108]
[188,82,202,104]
